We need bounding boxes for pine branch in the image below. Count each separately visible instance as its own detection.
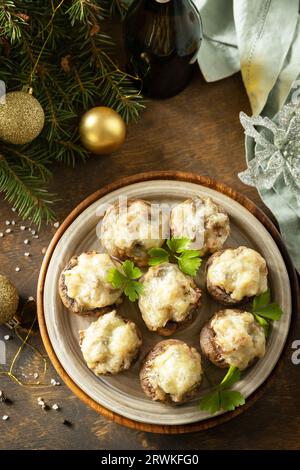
[0,0,27,43]
[0,153,56,226]
[102,0,131,19]
[0,0,144,225]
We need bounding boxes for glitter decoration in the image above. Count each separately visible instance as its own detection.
[238,104,300,206]
[0,90,45,145]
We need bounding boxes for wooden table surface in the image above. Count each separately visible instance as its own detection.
[0,70,299,450]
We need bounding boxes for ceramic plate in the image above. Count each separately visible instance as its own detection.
[40,178,292,426]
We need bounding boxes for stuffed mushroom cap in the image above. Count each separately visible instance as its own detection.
[170,196,230,256]
[200,309,266,370]
[140,339,203,403]
[206,246,268,304]
[100,199,165,267]
[79,310,142,375]
[59,252,123,315]
[138,263,202,335]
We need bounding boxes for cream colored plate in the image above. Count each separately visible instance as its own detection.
[43,180,291,425]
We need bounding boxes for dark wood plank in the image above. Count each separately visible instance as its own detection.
[0,70,299,449]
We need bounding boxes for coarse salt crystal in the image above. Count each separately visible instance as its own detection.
[24,239,29,245]
[5,228,12,234]
[5,221,10,225]
[51,379,60,386]
[53,222,60,228]
[4,335,11,341]
[2,415,9,421]
[15,267,20,272]
[20,226,26,231]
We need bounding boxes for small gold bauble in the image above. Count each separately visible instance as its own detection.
[0,90,45,145]
[79,106,126,154]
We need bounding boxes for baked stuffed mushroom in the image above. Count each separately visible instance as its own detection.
[138,263,202,336]
[140,339,203,404]
[206,246,268,306]
[59,252,123,316]
[79,310,142,375]
[170,196,230,256]
[200,309,266,370]
[100,199,165,267]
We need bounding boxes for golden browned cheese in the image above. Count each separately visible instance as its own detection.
[211,310,266,370]
[63,253,122,309]
[80,310,141,375]
[207,247,268,301]
[146,343,202,402]
[138,263,201,331]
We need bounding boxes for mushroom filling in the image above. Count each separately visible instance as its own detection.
[101,200,164,257]
[207,247,268,301]
[151,344,202,402]
[170,196,230,254]
[80,310,141,375]
[138,264,201,331]
[63,253,122,309]
[211,310,266,370]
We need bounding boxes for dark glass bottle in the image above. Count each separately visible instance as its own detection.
[124,0,202,99]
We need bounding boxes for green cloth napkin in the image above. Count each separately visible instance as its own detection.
[195,0,300,272]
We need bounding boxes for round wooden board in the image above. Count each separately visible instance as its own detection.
[37,171,299,434]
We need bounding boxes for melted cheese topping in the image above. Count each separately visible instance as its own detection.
[211,310,266,370]
[207,247,268,301]
[80,310,141,375]
[149,343,202,402]
[63,252,122,309]
[170,196,230,255]
[101,200,164,256]
[138,263,200,331]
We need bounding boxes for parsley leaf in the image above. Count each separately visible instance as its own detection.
[252,289,283,336]
[148,237,202,276]
[220,365,240,389]
[253,289,271,310]
[253,303,283,321]
[107,268,127,288]
[124,280,144,302]
[148,248,169,266]
[199,366,245,414]
[220,390,245,411]
[122,260,142,279]
[166,237,191,253]
[199,390,220,414]
[107,261,144,302]
[253,313,270,337]
[178,250,202,276]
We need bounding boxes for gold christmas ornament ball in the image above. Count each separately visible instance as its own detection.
[79,106,126,154]
[0,90,45,145]
[0,274,19,325]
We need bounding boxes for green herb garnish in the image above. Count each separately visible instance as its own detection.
[148,237,202,276]
[252,289,283,336]
[107,260,144,302]
[199,366,245,414]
